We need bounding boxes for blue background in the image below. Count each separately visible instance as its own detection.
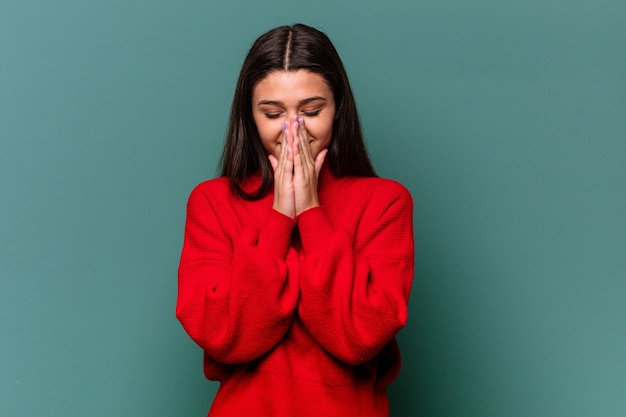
[1,1,625,416]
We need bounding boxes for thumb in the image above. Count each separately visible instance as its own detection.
[314,149,328,176]
[268,154,278,172]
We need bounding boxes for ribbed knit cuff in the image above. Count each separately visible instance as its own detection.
[257,209,296,259]
[297,206,334,255]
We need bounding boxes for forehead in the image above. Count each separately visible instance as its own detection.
[252,70,333,102]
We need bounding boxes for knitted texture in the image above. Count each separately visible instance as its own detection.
[177,166,414,417]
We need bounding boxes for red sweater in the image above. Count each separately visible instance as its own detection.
[177,167,414,417]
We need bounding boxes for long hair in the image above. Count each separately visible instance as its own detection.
[220,24,376,200]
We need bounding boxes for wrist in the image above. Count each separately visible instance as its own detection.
[273,203,296,219]
[295,199,320,217]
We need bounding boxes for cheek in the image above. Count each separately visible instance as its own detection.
[257,124,276,141]
[254,118,282,153]
[307,118,334,144]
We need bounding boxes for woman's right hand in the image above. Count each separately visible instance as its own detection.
[268,122,296,218]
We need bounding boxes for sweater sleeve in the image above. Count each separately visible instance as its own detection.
[176,184,299,364]
[296,182,414,365]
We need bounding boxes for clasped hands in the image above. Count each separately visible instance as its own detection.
[268,117,328,219]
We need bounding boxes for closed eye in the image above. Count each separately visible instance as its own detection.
[302,110,321,117]
[264,112,283,119]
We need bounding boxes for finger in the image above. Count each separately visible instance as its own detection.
[274,122,291,181]
[298,118,310,150]
[292,137,303,178]
[281,121,292,155]
[295,118,313,177]
[283,143,294,185]
[300,119,317,176]
[292,119,310,181]
[284,122,295,169]
[283,121,294,148]
[290,116,300,146]
[275,131,286,177]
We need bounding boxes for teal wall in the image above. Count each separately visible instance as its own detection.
[1,1,624,416]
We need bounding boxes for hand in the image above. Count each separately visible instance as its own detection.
[268,122,296,218]
[292,117,328,216]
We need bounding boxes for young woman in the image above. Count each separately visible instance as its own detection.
[177,24,414,417]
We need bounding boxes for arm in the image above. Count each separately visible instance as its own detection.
[176,184,299,364]
[297,184,414,365]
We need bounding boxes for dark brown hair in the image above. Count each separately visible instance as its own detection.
[220,24,376,200]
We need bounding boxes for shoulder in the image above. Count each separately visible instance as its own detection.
[188,177,230,198]
[186,177,231,208]
[361,176,411,196]
[342,176,413,205]
[322,175,412,225]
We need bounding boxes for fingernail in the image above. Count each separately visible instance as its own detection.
[300,118,305,125]
[281,122,287,132]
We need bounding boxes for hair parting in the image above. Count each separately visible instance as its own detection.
[283,29,292,70]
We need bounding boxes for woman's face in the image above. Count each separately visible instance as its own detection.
[252,70,336,160]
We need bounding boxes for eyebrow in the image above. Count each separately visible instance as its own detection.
[257,96,327,107]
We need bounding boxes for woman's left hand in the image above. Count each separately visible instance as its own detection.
[290,117,328,216]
